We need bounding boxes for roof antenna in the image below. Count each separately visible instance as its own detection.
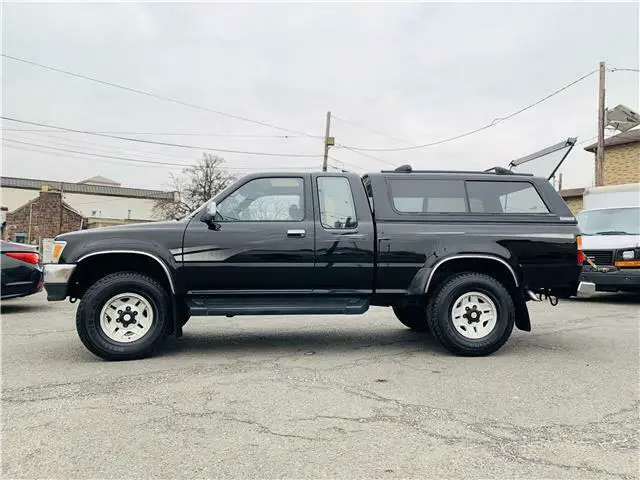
[394,164,412,173]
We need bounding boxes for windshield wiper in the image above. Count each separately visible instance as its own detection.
[594,230,630,235]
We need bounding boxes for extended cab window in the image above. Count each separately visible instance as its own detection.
[466,181,549,214]
[216,177,304,221]
[389,179,467,213]
[317,177,357,229]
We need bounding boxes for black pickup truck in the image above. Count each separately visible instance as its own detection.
[44,166,582,361]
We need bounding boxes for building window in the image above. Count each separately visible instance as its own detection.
[15,233,27,243]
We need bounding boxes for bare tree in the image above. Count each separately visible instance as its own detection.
[154,153,236,220]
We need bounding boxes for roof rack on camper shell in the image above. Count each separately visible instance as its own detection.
[381,164,532,176]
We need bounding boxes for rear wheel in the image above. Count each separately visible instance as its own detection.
[76,272,171,361]
[427,272,515,356]
[392,305,430,332]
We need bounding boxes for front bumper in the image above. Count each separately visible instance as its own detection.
[43,264,76,301]
[578,267,640,294]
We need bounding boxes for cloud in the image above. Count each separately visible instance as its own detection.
[2,2,638,190]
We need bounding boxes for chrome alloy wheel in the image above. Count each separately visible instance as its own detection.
[99,292,154,343]
[450,291,497,340]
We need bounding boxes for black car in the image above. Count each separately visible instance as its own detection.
[44,166,582,361]
[1,240,44,300]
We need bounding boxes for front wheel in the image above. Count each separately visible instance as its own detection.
[427,272,515,356]
[76,272,172,361]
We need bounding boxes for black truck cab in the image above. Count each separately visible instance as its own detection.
[44,167,582,361]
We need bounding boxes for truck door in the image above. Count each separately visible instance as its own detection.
[312,174,375,294]
[181,175,315,293]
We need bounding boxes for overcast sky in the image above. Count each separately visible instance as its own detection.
[2,1,638,191]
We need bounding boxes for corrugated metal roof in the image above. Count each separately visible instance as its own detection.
[1,176,174,200]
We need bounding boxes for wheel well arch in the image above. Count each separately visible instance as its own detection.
[68,252,175,299]
[425,255,519,296]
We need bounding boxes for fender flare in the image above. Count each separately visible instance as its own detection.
[77,250,176,294]
[424,254,519,295]
[422,253,530,332]
[75,250,183,338]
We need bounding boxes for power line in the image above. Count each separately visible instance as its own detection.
[2,139,318,170]
[1,116,320,157]
[3,143,318,173]
[339,145,396,167]
[1,128,320,139]
[2,143,190,171]
[332,115,415,146]
[6,130,288,168]
[327,156,365,172]
[6,131,199,163]
[337,69,599,152]
[2,138,201,168]
[2,53,319,138]
[333,114,466,161]
[609,67,640,73]
[5,132,314,169]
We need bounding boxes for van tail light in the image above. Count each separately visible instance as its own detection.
[576,235,584,266]
[4,251,40,265]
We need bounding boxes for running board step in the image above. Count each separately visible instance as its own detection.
[186,296,370,317]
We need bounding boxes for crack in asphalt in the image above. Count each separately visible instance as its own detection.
[2,314,638,479]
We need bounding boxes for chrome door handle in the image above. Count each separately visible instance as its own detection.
[287,229,306,238]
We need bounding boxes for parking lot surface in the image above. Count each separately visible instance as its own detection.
[2,292,639,479]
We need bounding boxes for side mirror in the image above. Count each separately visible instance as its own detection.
[200,201,218,227]
[207,201,217,217]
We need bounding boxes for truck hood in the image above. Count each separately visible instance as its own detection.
[581,234,640,250]
[57,220,186,241]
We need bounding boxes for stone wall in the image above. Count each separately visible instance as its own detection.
[4,190,83,244]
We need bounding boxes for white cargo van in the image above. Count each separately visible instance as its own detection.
[576,183,640,294]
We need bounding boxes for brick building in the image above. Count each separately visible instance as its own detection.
[1,175,176,226]
[558,187,586,215]
[3,186,83,246]
[560,129,640,213]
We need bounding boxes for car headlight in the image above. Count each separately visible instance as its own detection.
[621,250,635,260]
[50,241,67,264]
[615,248,640,267]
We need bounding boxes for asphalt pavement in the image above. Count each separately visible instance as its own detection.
[2,292,639,479]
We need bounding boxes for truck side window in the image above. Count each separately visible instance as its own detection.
[466,181,550,214]
[217,177,305,221]
[317,177,358,229]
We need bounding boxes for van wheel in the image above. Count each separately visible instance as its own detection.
[76,272,171,361]
[427,272,515,356]
[392,305,429,332]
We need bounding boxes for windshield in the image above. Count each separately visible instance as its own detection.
[576,207,640,235]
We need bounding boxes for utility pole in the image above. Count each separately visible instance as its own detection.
[595,61,606,186]
[322,111,334,172]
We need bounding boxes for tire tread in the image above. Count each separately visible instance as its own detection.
[427,272,515,356]
[76,271,170,361]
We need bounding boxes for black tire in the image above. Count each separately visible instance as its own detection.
[392,305,430,332]
[427,272,515,356]
[76,272,172,361]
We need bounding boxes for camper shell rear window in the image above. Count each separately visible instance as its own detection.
[389,179,550,215]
